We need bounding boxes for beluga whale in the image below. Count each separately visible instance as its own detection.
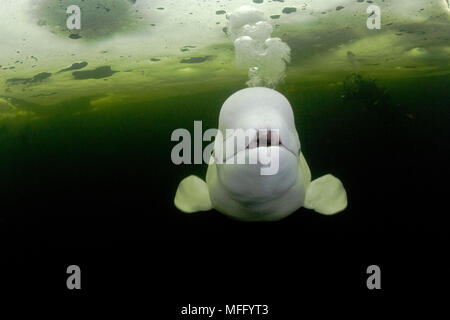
[174,87,347,221]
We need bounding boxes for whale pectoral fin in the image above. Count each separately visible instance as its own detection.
[174,175,213,213]
[304,174,347,215]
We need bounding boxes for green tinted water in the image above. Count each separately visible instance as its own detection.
[0,0,448,230]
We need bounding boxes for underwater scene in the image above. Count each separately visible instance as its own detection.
[1,0,449,306]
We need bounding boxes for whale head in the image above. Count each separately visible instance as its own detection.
[213,87,301,206]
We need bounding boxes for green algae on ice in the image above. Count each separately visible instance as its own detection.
[72,66,118,80]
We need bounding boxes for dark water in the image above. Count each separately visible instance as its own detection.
[1,73,449,305]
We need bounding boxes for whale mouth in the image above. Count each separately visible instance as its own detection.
[245,129,282,150]
[225,129,297,161]
[215,129,298,163]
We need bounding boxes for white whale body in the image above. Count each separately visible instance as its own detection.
[174,87,347,221]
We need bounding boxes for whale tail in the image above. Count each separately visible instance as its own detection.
[304,174,348,215]
[174,175,213,213]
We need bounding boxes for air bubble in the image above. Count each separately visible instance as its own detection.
[228,6,290,88]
